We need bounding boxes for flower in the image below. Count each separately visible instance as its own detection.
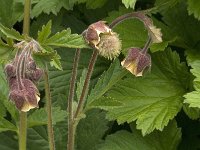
[121,48,151,76]
[83,21,121,60]
[9,78,40,112]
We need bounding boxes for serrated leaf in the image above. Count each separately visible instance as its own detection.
[86,60,127,107]
[102,49,189,135]
[122,0,136,9]
[76,109,109,150]
[184,50,200,109]
[0,24,24,41]
[27,107,67,127]
[76,68,87,101]
[150,41,168,52]
[31,0,73,18]
[37,21,52,44]
[33,46,62,70]
[99,120,181,150]
[187,0,200,20]
[44,29,88,49]
[0,131,18,150]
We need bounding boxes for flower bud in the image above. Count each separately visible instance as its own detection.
[26,68,43,82]
[4,64,16,78]
[121,48,151,76]
[83,21,121,60]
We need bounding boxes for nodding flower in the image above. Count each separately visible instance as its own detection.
[121,47,151,76]
[83,21,122,60]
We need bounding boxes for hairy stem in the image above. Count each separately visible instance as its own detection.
[67,49,81,150]
[19,0,31,149]
[74,50,98,118]
[44,65,55,150]
[109,12,151,29]
[19,112,27,150]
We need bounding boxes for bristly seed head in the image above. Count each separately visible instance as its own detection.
[83,21,122,60]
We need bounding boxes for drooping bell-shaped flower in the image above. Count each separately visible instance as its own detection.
[9,79,40,112]
[83,21,122,60]
[121,48,151,76]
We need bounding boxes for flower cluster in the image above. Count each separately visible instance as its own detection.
[4,40,43,112]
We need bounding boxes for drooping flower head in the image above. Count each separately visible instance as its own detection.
[121,48,151,76]
[83,21,122,60]
[4,40,43,112]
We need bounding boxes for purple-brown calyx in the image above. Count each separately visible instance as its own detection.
[121,48,151,76]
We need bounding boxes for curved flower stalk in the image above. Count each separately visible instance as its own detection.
[4,40,43,112]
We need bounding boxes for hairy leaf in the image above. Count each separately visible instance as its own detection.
[99,120,181,150]
[37,21,52,44]
[102,49,189,135]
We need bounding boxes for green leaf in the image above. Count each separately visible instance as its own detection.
[37,21,52,44]
[85,0,108,9]
[0,24,24,41]
[0,0,23,27]
[0,117,17,132]
[183,103,200,120]
[88,97,122,110]
[102,49,189,135]
[44,29,88,49]
[99,120,181,150]
[86,60,127,107]
[187,0,200,20]
[150,41,168,53]
[0,40,14,63]
[122,0,136,9]
[33,45,62,70]
[0,131,18,150]
[76,109,109,150]
[31,0,73,18]
[27,126,49,150]
[184,50,200,109]
[28,107,67,127]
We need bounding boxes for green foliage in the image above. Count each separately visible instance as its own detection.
[0,0,200,149]
[28,107,67,127]
[99,120,181,150]
[0,0,23,27]
[187,0,200,20]
[94,49,189,135]
[0,24,24,41]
